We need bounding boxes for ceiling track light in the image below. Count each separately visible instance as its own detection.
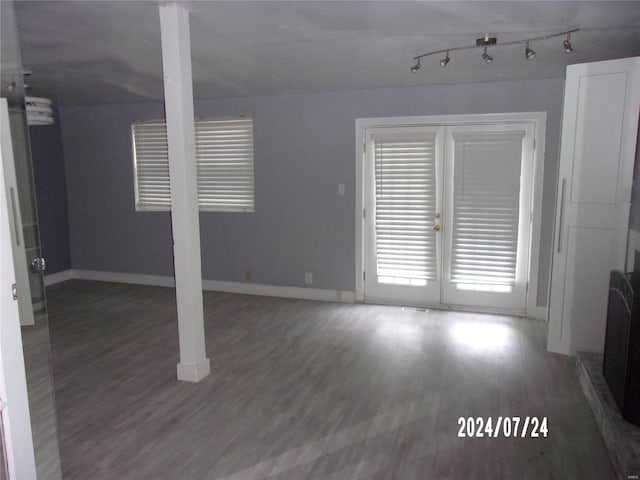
[440,51,450,67]
[482,47,493,64]
[563,33,574,53]
[476,35,497,47]
[525,42,536,60]
[410,28,578,71]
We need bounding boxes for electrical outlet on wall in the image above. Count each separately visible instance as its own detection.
[245,270,252,282]
[305,272,313,285]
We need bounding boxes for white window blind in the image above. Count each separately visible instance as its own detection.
[374,135,437,285]
[132,121,170,210]
[450,131,524,290]
[195,118,254,212]
[132,117,254,212]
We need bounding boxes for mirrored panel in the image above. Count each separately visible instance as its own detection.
[0,1,62,478]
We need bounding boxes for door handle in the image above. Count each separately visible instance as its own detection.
[31,257,46,273]
[557,178,566,254]
[9,188,20,246]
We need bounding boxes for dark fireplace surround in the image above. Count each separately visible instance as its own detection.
[603,267,640,427]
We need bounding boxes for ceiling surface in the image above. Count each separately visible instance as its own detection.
[11,0,640,106]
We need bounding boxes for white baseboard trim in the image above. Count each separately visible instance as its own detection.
[201,278,356,303]
[73,269,176,287]
[531,306,547,321]
[44,269,356,303]
[43,269,76,286]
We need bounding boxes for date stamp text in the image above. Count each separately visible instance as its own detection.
[457,416,548,438]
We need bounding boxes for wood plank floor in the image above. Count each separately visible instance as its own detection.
[46,280,615,480]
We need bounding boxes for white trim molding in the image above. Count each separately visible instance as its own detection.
[75,270,176,287]
[43,269,78,286]
[533,306,547,321]
[44,269,356,303]
[202,279,356,303]
[45,269,546,317]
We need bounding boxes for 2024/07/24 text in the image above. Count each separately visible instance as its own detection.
[457,416,549,438]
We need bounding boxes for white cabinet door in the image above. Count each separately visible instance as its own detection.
[547,57,640,355]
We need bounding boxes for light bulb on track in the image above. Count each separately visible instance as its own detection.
[482,47,493,64]
[563,33,574,53]
[525,42,535,60]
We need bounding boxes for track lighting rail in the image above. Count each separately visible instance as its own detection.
[410,28,579,71]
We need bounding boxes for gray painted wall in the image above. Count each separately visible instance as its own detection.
[60,103,174,277]
[59,77,564,306]
[30,110,72,274]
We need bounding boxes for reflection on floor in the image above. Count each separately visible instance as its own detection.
[21,307,62,480]
[46,280,615,480]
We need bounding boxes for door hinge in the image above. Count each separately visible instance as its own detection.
[363,208,366,219]
[11,283,18,301]
[363,271,366,281]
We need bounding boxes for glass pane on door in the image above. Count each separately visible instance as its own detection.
[364,127,443,305]
[374,138,437,285]
[442,124,534,311]
[449,131,524,291]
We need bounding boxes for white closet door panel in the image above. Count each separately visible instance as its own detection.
[560,227,613,352]
[548,57,640,355]
[570,73,628,205]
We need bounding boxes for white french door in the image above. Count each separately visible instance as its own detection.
[363,119,535,313]
[364,126,444,305]
[441,123,534,310]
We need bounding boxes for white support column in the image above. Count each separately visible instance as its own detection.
[159,3,210,382]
